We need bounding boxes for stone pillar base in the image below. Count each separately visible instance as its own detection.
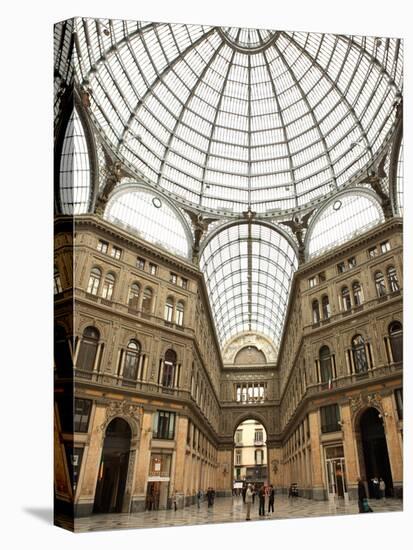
[74,500,94,517]
[311,487,326,501]
[130,496,146,513]
[393,482,403,499]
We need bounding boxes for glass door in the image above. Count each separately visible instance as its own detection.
[325,446,348,502]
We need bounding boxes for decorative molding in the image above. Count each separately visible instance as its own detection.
[100,400,144,435]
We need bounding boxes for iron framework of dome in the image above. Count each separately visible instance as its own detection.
[54,18,403,353]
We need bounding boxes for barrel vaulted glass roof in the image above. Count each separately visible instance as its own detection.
[72,19,402,216]
[200,223,298,347]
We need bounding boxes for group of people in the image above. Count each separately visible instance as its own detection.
[244,483,275,521]
[370,477,386,499]
[357,476,386,513]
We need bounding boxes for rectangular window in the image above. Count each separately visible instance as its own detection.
[235,449,242,465]
[235,429,243,444]
[97,240,109,254]
[320,404,340,433]
[395,388,403,420]
[381,240,391,253]
[74,399,92,432]
[111,246,122,260]
[318,271,326,283]
[149,453,172,477]
[348,257,357,269]
[368,246,378,258]
[137,257,146,270]
[337,262,346,274]
[149,263,158,276]
[180,277,188,289]
[254,429,264,443]
[153,410,176,440]
[170,272,178,284]
[308,276,317,288]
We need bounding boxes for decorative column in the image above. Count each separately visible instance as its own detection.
[381,394,403,497]
[172,415,189,508]
[340,402,359,500]
[131,411,153,512]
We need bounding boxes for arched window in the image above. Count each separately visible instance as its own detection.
[54,266,63,295]
[387,266,399,293]
[352,281,363,306]
[389,321,403,363]
[176,301,184,326]
[374,271,386,297]
[162,349,177,388]
[319,346,333,384]
[321,295,330,319]
[54,325,72,376]
[164,297,174,323]
[76,326,100,377]
[352,334,368,374]
[141,287,153,315]
[312,299,320,324]
[101,272,115,300]
[128,283,140,309]
[123,340,141,384]
[87,267,101,295]
[341,286,351,311]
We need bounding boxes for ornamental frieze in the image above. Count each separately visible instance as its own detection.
[100,399,144,434]
[349,392,383,417]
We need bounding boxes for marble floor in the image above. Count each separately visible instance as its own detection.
[57,495,403,533]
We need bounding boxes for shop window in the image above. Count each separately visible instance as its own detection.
[312,299,320,324]
[320,404,340,433]
[54,266,63,294]
[321,295,330,319]
[110,246,122,260]
[74,399,92,432]
[387,266,399,292]
[352,281,363,306]
[76,326,100,375]
[164,297,174,322]
[128,283,140,309]
[87,267,101,295]
[352,334,368,374]
[341,286,351,311]
[319,346,333,384]
[123,340,141,383]
[153,411,176,440]
[374,271,386,297]
[97,240,108,254]
[64,445,84,493]
[149,452,172,476]
[389,321,403,363]
[101,272,115,300]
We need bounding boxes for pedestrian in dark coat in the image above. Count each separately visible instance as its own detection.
[268,485,275,514]
[258,486,265,516]
[358,477,369,513]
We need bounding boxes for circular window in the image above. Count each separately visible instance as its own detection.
[152,197,162,208]
[333,200,342,211]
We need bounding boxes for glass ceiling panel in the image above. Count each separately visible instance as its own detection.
[396,138,403,216]
[69,19,402,217]
[59,109,91,214]
[104,188,191,258]
[307,192,384,259]
[200,223,298,350]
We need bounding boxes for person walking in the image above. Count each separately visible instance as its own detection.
[242,485,246,503]
[268,484,275,514]
[258,485,265,516]
[206,487,213,507]
[358,477,372,513]
[197,489,203,509]
[245,484,253,521]
[173,491,178,511]
[264,485,269,516]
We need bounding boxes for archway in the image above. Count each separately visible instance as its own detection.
[94,418,132,513]
[359,408,393,497]
[233,419,268,497]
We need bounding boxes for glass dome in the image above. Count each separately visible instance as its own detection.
[72,19,402,216]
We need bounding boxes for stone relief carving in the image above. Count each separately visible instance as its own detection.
[349,392,384,418]
[100,400,144,435]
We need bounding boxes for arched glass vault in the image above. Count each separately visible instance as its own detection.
[70,19,402,216]
[200,223,298,349]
